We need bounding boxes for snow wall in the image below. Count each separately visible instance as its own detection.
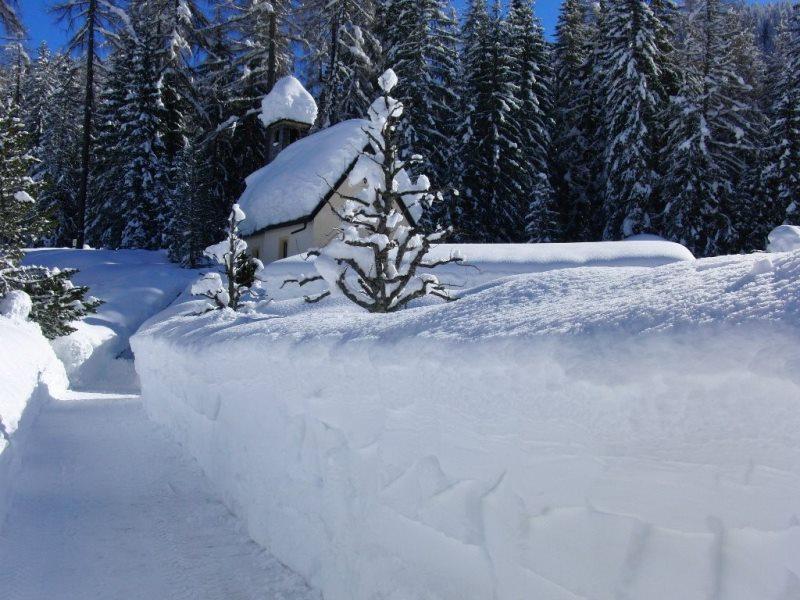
[134,328,800,599]
[0,313,67,529]
[133,253,800,599]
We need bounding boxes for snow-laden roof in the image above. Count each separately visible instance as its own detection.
[239,119,370,235]
[258,76,318,129]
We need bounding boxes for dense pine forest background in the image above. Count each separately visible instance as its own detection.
[1,0,799,263]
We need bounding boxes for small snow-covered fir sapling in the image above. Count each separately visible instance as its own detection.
[191,204,265,312]
[285,69,464,312]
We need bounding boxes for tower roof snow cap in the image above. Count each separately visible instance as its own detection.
[259,76,318,129]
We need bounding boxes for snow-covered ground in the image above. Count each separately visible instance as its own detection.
[263,238,694,299]
[0,390,319,600]
[1,249,320,600]
[22,249,201,391]
[133,248,800,600]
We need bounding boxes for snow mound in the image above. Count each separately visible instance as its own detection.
[259,76,318,129]
[0,313,67,530]
[264,240,694,299]
[134,250,800,599]
[239,119,369,235]
[23,249,201,391]
[0,290,32,321]
[767,224,800,253]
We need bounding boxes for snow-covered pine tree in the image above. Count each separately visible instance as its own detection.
[52,0,124,248]
[0,99,101,339]
[661,0,765,256]
[116,12,172,249]
[762,4,800,228]
[191,204,264,312]
[507,0,560,243]
[379,0,460,190]
[33,53,84,245]
[456,0,527,242]
[598,0,666,240]
[19,43,56,149]
[87,30,133,248]
[299,0,383,126]
[285,70,462,312]
[549,0,592,241]
[550,0,608,241]
[0,100,44,258]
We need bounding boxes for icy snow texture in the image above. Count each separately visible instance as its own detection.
[263,240,694,299]
[239,120,369,235]
[22,249,201,391]
[134,250,800,600]
[259,76,318,129]
[0,313,67,530]
[767,224,800,253]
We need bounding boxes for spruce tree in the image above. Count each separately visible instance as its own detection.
[599,0,666,240]
[550,0,593,241]
[762,4,800,228]
[34,55,84,245]
[661,0,765,256]
[507,0,559,243]
[457,0,527,242]
[380,0,460,189]
[0,99,100,338]
[117,15,171,249]
[53,0,123,248]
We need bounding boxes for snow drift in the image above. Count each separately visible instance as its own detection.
[133,250,800,600]
[264,239,694,299]
[0,297,67,530]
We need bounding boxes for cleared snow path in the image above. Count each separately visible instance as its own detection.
[0,390,319,600]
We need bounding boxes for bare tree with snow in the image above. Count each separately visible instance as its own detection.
[285,69,463,313]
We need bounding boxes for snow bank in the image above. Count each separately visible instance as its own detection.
[23,249,200,391]
[133,250,800,600]
[263,239,694,299]
[0,305,67,530]
[259,76,318,129]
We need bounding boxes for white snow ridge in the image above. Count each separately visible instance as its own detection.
[132,248,800,600]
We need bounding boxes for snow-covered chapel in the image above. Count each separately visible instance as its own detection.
[238,76,419,264]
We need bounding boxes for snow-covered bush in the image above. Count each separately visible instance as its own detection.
[287,69,463,312]
[191,204,264,311]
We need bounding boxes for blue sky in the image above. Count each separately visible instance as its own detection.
[18,0,558,51]
[18,0,769,53]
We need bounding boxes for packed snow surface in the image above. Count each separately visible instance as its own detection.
[134,250,800,600]
[22,249,200,390]
[263,239,694,299]
[767,224,800,253]
[259,76,318,129]
[239,119,369,235]
[0,309,67,529]
[0,390,320,600]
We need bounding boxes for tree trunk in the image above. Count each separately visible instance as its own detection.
[76,0,97,248]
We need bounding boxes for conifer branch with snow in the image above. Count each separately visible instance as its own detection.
[285,69,463,312]
[191,204,264,312]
